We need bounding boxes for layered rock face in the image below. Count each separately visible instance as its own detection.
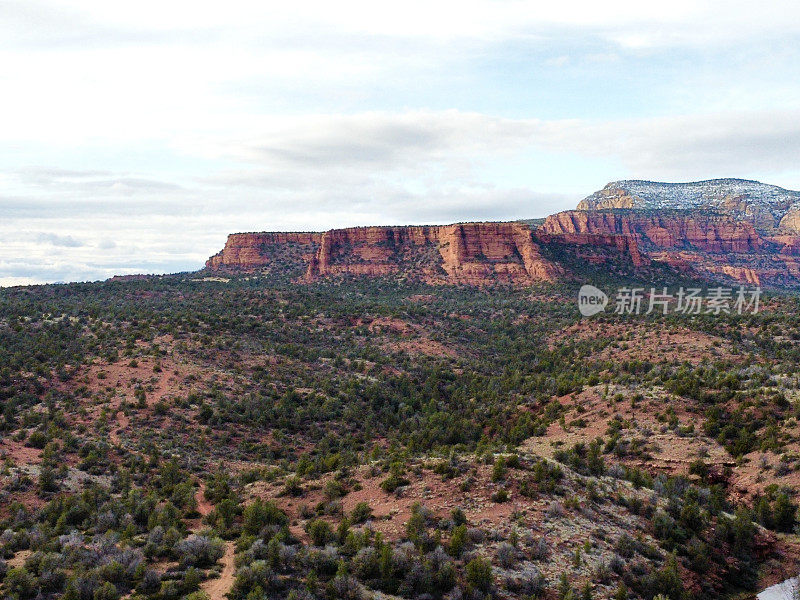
[536,179,800,287]
[205,179,800,288]
[207,222,563,285]
[541,211,762,254]
[206,232,321,270]
[535,231,647,268]
[540,209,800,287]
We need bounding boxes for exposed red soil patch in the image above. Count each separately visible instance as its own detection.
[0,439,43,465]
[732,450,800,503]
[200,541,236,600]
[365,316,416,335]
[387,339,459,359]
[109,410,129,445]
[553,321,738,366]
[195,482,214,518]
[404,295,436,303]
[523,385,734,478]
[7,549,32,568]
[252,461,549,542]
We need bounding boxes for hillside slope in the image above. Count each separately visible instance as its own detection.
[3,275,800,599]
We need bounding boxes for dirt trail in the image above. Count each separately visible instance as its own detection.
[194,482,214,519]
[109,411,129,445]
[201,541,236,600]
[191,481,235,600]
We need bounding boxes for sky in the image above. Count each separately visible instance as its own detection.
[2,0,800,285]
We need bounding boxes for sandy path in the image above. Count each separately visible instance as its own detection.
[200,541,236,600]
[109,410,129,445]
[195,482,213,519]
[191,481,235,600]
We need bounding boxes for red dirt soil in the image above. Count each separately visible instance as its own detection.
[200,541,236,600]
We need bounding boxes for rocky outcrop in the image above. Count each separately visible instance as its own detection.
[540,208,800,287]
[541,211,762,254]
[535,231,647,268]
[205,179,800,289]
[559,179,800,287]
[779,205,800,233]
[578,179,800,235]
[206,232,321,270]
[207,222,563,285]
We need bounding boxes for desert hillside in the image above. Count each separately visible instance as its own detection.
[2,262,800,599]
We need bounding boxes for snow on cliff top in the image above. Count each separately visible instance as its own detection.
[579,179,800,212]
[577,179,800,233]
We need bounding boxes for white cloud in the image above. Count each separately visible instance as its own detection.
[36,232,84,247]
[183,108,800,184]
[536,109,800,180]
[0,276,41,287]
[9,0,800,46]
[2,0,799,145]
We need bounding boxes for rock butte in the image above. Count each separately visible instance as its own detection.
[207,223,566,286]
[539,210,800,287]
[206,180,800,288]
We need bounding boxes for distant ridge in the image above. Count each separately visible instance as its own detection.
[205,179,800,290]
[578,179,800,234]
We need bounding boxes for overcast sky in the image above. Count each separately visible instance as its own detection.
[2,0,800,285]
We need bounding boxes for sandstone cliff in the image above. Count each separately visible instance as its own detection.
[540,210,762,254]
[540,208,800,287]
[535,230,647,268]
[205,179,800,289]
[206,232,321,271]
[207,222,563,285]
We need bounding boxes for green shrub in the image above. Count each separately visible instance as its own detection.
[350,502,372,524]
[4,567,37,600]
[243,498,288,535]
[93,582,119,600]
[465,557,493,592]
[449,524,468,557]
[380,473,410,493]
[307,519,334,546]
